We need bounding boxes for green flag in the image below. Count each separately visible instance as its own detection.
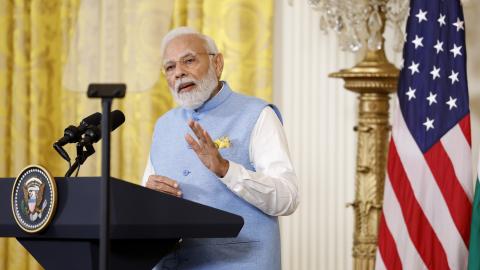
[469,158,480,269]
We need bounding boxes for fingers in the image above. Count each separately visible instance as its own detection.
[149,175,178,187]
[146,175,182,197]
[202,130,215,146]
[184,120,228,177]
[185,133,202,153]
[188,120,212,147]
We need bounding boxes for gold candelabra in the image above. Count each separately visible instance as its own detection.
[330,48,398,269]
[303,0,408,268]
[327,5,400,269]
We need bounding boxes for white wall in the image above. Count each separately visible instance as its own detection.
[464,1,480,175]
[274,1,480,270]
[274,1,357,269]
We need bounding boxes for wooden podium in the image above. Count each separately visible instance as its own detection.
[0,177,244,270]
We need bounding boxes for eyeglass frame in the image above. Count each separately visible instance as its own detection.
[162,52,216,77]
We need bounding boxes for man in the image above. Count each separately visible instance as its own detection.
[142,27,299,270]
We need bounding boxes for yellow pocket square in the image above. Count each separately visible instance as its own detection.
[214,136,231,149]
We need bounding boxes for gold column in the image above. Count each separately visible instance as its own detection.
[330,44,399,268]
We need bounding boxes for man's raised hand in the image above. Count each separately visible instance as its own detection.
[185,120,229,177]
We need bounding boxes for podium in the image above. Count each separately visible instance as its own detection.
[0,177,244,270]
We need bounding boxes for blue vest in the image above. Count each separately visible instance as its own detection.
[151,82,281,270]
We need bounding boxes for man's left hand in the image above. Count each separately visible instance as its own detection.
[185,120,229,177]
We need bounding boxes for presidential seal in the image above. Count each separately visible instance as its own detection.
[11,165,57,233]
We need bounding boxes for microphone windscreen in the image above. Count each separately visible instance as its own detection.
[82,112,102,126]
[80,110,126,145]
[110,110,125,131]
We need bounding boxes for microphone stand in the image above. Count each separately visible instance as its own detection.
[100,98,112,270]
[64,143,95,177]
[87,84,125,270]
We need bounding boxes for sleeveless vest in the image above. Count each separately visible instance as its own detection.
[151,82,281,270]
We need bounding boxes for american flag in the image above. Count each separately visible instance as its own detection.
[375,0,472,269]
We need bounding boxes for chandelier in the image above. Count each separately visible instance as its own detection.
[306,0,410,52]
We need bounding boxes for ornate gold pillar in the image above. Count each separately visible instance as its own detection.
[330,48,399,268]
[299,0,408,267]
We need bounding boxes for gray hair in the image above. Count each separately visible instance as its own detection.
[161,27,219,56]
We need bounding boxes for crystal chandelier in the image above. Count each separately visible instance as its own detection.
[306,0,410,52]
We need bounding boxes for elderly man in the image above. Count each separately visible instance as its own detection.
[142,27,299,270]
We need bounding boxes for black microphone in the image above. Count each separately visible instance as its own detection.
[53,112,102,161]
[79,110,125,146]
[55,112,102,146]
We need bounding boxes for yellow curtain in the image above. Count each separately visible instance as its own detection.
[0,0,273,269]
[173,0,273,101]
[0,1,80,269]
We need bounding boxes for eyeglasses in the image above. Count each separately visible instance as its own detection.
[162,52,216,76]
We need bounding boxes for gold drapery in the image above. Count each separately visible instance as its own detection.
[0,0,273,269]
[173,0,273,101]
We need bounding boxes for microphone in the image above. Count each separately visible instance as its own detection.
[55,112,102,146]
[79,110,125,146]
[53,112,102,161]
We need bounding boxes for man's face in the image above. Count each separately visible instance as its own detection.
[162,34,223,109]
[163,35,214,93]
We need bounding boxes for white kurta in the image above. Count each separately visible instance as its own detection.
[143,106,299,216]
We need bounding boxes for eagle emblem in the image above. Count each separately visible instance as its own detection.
[22,177,47,221]
[11,165,57,233]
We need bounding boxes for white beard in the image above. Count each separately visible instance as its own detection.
[171,66,218,110]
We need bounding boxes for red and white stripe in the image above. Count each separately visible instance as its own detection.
[376,100,472,270]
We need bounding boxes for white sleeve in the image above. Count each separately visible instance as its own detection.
[141,154,155,186]
[219,106,300,216]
